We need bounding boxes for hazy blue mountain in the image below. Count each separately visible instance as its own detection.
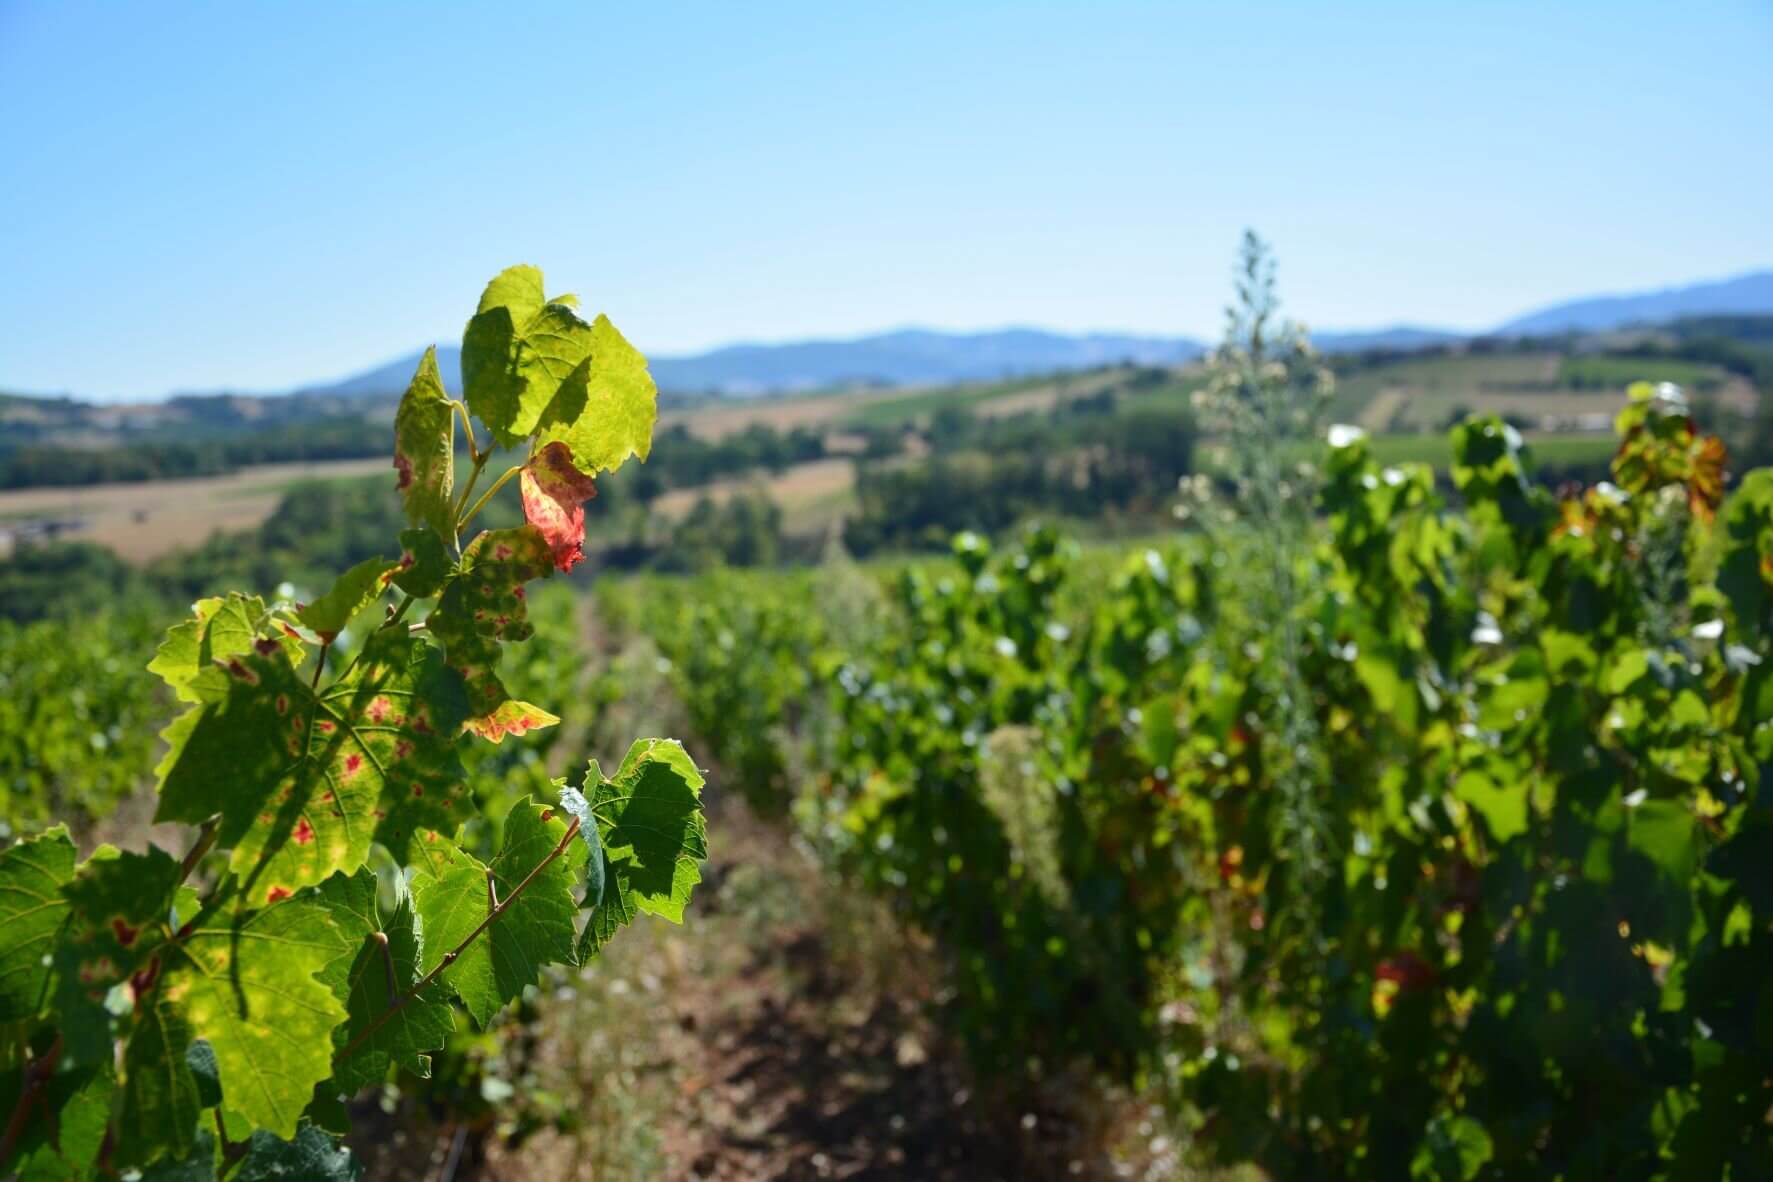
[293,325,1469,402]
[647,328,1208,394]
[15,268,1773,408]
[1312,326,1466,353]
[1494,270,1773,336]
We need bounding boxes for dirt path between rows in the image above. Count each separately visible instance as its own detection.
[356,801,1164,1181]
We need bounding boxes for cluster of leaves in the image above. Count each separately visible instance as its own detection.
[0,266,708,1179]
[624,383,1773,1176]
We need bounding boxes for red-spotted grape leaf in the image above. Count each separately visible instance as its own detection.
[410,798,585,1027]
[571,740,707,961]
[307,869,454,1094]
[391,528,454,599]
[117,897,350,1164]
[155,629,470,897]
[0,825,75,1022]
[392,345,455,539]
[149,594,296,705]
[531,314,658,476]
[296,556,398,643]
[52,845,184,1066]
[425,525,560,742]
[520,440,599,572]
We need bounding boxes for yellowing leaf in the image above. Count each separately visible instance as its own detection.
[392,346,456,538]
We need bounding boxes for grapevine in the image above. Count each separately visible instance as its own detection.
[0,265,709,1179]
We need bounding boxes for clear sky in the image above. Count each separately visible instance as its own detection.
[2,1,1770,401]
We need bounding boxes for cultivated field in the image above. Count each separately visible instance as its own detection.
[0,457,388,560]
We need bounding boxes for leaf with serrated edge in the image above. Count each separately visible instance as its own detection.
[590,739,708,923]
[425,526,559,742]
[149,594,281,704]
[532,314,657,476]
[234,1124,363,1181]
[411,798,585,1027]
[520,441,599,572]
[461,266,594,448]
[151,898,351,1145]
[0,825,75,1022]
[155,629,469,896]
[392,346,455,539]
[297,557,398,643]
[308,869,454,1093]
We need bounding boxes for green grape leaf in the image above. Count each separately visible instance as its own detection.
[531,314,658,475]
[155,629,470,897]
[519,440,599,572]
[590,739,707,922]
[296,557,398,644]
[187,1039,223,1108]
[391,346,456,539]
[116,982,202,1165]
[1454,771,1528,843]
[411,798,585,1027]
[234,1124,363,1181]
[573,738,707,965]
[307,869,455,1093]
[149,594,285,704]
[0,825,75,1022]
[574,844,634,962]
[135,1130,218,1181]
[121,896,351,1160]
[391,528,454,598]
[425,526,560,742]
[461,265,596,448]
[12,1065,114,1182]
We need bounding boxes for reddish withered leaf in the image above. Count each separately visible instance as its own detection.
[520,441,598,572]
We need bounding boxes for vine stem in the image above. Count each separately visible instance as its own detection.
[457,463,525,535]
[0,1032,61,1167]
[449,400,481,465]
[451,451,492,538]
[336,816,581,1063]
[178,817,222,885]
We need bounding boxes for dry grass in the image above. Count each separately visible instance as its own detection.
[652,457,857,520]
[0,457,387,561]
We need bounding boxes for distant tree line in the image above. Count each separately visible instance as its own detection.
[843,396,1199,555]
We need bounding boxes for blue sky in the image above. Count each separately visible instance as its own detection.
[1,1,1769,401]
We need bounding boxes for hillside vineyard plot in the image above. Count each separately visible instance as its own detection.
[617,380,1773,1179]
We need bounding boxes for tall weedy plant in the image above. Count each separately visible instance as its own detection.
[1189,231,1337,916]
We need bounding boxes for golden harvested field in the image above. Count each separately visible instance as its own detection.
[652,456,857,521]
[0,457,388,561]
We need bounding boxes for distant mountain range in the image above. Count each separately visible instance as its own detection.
[14,269,1773,408]
[1495,270,1773,336]
[288,269,1770,401]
